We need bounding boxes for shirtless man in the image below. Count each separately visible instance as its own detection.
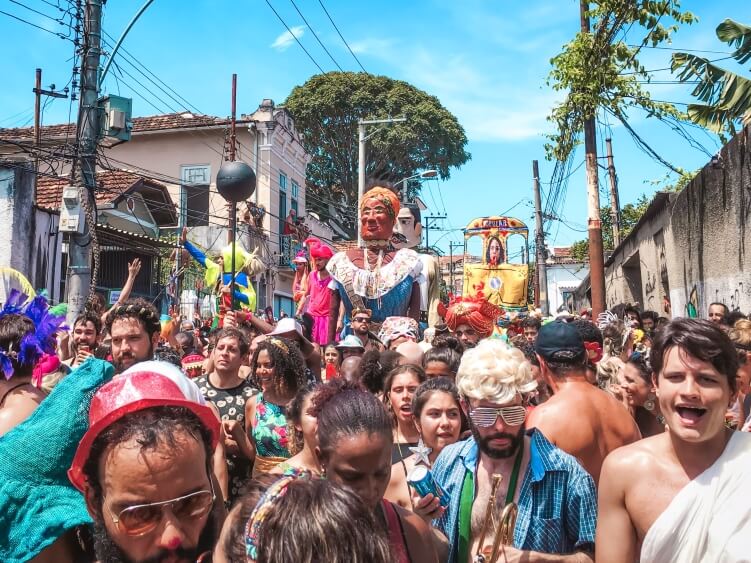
[597,318,751,562]
[528,320,640,485]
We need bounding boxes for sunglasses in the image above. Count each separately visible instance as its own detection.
[353,317,370,323]
[105,479,215,536]
[469,405,527,428]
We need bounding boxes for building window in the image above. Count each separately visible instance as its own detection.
[291,197,298,216]
[279,172,287,193]
[291,180,299,199]
[181,165,210,227]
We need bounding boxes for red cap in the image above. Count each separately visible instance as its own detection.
[68,371,220,492]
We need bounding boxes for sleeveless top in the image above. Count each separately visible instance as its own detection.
[382,499,411,563]
[252,392,291,458]
[194,375,257,502]
[307,270,331,317]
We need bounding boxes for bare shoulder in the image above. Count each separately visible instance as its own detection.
[603,434,665,472]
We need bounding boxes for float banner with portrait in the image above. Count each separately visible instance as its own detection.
[462,216,529,310]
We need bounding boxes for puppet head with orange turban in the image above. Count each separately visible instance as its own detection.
[360,186,400,242]
[438,296,503,340]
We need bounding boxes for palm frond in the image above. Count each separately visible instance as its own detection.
[716,19,751,65]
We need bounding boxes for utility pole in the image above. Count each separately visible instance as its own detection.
[356,117,406,246]
[423,214,445,253]
[605,137,621,247]
[229,73,238,308]
[33,68,69,155]
[532,160,548,315]
[580,0,606,317]
[67,0,103,324]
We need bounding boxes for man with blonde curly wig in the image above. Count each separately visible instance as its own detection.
[413,338,597,563]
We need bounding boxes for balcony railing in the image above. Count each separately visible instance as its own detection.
[278,234,304,268]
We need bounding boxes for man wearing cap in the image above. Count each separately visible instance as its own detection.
[69,361,223,563]
[414,339,597,563]
[529,320,640,485]
[335,334,365,360]
[296,237,334,346]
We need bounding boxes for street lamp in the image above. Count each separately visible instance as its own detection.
[397,169,438,202]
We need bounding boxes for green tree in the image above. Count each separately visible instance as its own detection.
[569,194,651,261]
[672,19,751,138]
[284,72,470,222]
[546,2,696,168]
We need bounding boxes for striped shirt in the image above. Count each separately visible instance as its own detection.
[432,429,597,562]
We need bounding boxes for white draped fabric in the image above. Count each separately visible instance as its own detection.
[641,431,751,563]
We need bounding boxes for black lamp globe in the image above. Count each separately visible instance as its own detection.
[216,161,256,202]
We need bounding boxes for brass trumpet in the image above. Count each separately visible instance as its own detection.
[473,474,518,563]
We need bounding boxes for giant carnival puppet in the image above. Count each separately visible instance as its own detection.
[180,227,263,316]
[393,202,442,327]
[327,186,423,341]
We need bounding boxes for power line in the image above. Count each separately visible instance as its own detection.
[288,0,343,71]
[317,0,366,72]
[626,43,733,55]
[264,0,325,73]
[0,7,72,39]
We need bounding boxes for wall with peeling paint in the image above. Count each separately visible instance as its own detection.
[603,126,751,319]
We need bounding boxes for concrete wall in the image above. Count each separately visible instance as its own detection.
[603,126,751,319]
[0,165,36,302]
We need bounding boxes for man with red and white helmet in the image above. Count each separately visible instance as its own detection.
[68,361,223,563]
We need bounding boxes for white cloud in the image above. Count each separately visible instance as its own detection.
[349,37,396,55]
[271,26,306,51]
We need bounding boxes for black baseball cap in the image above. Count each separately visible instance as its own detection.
[535,320,586,362]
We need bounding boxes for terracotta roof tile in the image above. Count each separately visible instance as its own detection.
[0,112,246,141]
[35,170,167,210]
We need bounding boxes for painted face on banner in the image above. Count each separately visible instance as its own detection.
[361,198,395,241]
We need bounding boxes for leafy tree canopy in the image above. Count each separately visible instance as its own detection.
[546,1,696,168]
[284,72,470,222]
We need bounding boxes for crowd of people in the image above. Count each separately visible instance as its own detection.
[1,185,750,563]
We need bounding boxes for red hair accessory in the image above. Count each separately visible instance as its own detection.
[584,341,603,364]
[32,353,61,388]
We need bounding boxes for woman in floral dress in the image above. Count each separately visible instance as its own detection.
[245,336,307,476]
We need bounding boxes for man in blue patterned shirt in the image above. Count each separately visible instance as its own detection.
[414,339,596,563]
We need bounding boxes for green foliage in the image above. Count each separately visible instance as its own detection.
[672,19,751,137]
[647,168,699,192]
[569,193,651,260]
[546,1,696,162]
[284,72,471,220]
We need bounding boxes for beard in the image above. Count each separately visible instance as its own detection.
[472,423,526,459]
[91,509,217,563]
[114,341,154,374]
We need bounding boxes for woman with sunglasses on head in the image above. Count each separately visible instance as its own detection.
[245,337,307,476]
[386,377,463,510]
[623,352,665,438]
[311,379,438,563]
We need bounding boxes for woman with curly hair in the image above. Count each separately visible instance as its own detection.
[245,337,306,475]
[623,352,663,438]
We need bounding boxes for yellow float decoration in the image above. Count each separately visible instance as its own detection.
[462,216,529,310]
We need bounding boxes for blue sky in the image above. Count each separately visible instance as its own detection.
[1,0,747,254]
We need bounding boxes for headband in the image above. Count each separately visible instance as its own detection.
[245,474,315,560]
[266,337,289,354]
[360,187,400,219]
